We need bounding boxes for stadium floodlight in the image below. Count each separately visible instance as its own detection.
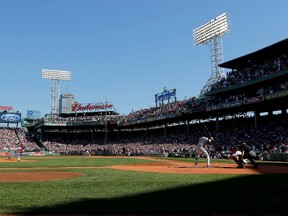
[41,69,71,116]
[193,13,229,46]
[42,69,71,81]
[193,13,230,97]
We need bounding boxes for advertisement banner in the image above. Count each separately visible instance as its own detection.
[155,88,176,101]
[71,102,113,112]
[27,110,41,119]
[28,151,45,156]
[0,112,21,123]
[265,89,288,100]
[0,152,9,156]
[244,96,264,105]
[0,106,13,111]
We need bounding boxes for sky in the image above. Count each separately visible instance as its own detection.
[1,0,288,117]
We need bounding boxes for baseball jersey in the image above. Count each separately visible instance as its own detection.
[197,137,210,147]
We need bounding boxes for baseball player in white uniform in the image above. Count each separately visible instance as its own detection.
[194,136,214,168]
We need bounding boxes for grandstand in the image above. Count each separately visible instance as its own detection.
[3,38,288,161]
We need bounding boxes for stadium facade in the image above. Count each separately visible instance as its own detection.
[21,38,288,161]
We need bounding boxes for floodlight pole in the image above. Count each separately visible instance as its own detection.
[104,96,108,144]
[41,69,71,117]
[51,79,61,115]
[193,13,230,98]
[200,36,226,96]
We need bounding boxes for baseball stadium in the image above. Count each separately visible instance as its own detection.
[1,15,288,216]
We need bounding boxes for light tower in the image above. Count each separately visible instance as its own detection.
[193,12,230,97]
[41,69,71,116]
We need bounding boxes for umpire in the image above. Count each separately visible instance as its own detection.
[238,140,258,168]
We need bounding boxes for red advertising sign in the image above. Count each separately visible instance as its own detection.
[71,102,113,112]
[0,152,9,156]
[244,96,264,105]
[0,106,13,111]
[29,151,45,156]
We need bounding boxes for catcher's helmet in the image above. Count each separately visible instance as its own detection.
[238,140,246,145]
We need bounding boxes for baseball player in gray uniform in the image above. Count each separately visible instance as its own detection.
[194,136,214,168]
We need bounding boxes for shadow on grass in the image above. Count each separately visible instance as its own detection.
[22,174,288,216]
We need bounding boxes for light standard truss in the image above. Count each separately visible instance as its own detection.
[193,13,230,97]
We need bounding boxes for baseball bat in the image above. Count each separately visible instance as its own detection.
[204,124,212,137]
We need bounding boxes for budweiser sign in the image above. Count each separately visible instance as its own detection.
[71,102,113,112]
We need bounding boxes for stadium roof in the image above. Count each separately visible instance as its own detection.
[219,38,288,69]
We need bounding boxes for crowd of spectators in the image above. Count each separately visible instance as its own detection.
[2,114,287,158]
[0,127,40,152]
[38,114,288,158]
[211,52,288,91]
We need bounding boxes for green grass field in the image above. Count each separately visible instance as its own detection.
[0,156,287,215]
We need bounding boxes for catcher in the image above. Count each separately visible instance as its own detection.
[237,140,258,168]
[226,146,247,168]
